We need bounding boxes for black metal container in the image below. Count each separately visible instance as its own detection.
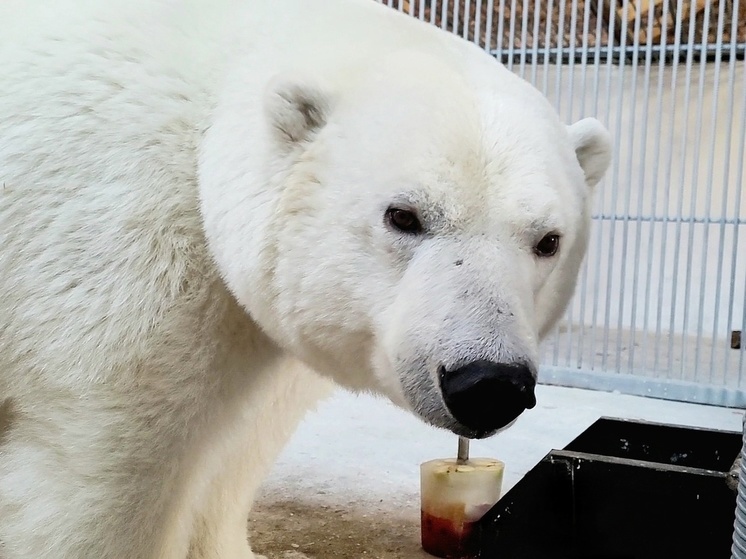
[477,417,741,559]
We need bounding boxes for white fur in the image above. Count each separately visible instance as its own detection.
[0,1,611,557]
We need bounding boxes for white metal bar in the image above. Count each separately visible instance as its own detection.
[454,0,461,40]
[570,0,597,371]
[575,0,592,113]
[506,0,518,70]
[610,0,634,375]
[695,0,727,382]
[586,0,610,373]
[495,0,506,57]
[673,0,707,379]
[564,0,579,118]
[717,0,744,380]
[600,0,625,373]
[518,0,530,78]
[474,0,482,47]
[617,3,655,371]
[653,0,686,376]
[731,61,746,384]
[528,0,541,85]
[639,0,673,386]
[539,0,555,95]
[683,0,716,377]
[561,0,581,367]
[553,0,567,108]
[549,0,565,367]
[484,0,495,53]
[463,0,472,41]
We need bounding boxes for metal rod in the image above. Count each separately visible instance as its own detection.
[457,437,470,464]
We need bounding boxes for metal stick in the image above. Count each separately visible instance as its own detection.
[457,436,470,464]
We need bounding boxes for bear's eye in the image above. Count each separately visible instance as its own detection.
[534,234,560,257]
[385,207,423,235]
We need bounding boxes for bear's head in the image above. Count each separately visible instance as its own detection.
[200,50,611,439]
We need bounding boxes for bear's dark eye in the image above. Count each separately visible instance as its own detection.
[386,207,423,235]
[534,234,560,257]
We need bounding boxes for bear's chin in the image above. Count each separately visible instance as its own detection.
[402,390,526,440]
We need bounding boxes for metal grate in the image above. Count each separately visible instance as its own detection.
[380,0,746,406]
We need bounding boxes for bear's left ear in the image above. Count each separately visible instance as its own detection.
[264,75,331,151]
[566,118,612,188]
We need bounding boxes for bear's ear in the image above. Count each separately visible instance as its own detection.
[264,76,331,150]
[566,118,612,188]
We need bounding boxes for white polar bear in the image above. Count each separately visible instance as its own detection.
[0,0,611,558]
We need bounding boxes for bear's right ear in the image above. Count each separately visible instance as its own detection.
[264,76,331,151]
[567,118,612,189]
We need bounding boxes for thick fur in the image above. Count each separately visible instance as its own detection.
[0,1,612,558]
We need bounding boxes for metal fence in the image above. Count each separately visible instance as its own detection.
[379,0,746,407]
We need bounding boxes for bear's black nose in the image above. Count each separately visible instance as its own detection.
[439,360,536,436]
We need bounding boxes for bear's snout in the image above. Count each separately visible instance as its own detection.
[439,361,536,436]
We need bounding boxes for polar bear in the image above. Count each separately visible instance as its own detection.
[0,0,611,558]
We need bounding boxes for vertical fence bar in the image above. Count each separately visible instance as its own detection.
[549,0,565,366]
[564,0,579,115]
[614,0,643,374]
[442,0,450,31]
[496,0,506,58]
[518,0,530,77]
[539,0,554,95]
[586,0,607,373]
[722,0,745,383]
[710,0,738,380]
[627,0,657,374]
[620,3,655,376]
[679,0,712,379]
[639,0,672,387]
[553,0,567,108]
[454,0,461,40]
[463,0,472,41]
[474,0,483,47]
[484,0,495,53]
[573,0,596,370]
[674,0,707,379]
[529,0,541,85]
[561,0,580,368]
[600,0,625,373]
[732,62,746,384]
[696,0,727,382]
[507,0,518,70]
[653,0,685,377]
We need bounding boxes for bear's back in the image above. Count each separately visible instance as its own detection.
[0,1,242,390]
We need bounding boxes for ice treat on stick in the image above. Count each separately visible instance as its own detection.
[420,437,504,558]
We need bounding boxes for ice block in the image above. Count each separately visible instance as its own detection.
[420,439,504,558]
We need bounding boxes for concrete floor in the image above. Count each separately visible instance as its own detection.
[250,385,743,559]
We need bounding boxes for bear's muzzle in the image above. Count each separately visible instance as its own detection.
[439,360,536,437]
